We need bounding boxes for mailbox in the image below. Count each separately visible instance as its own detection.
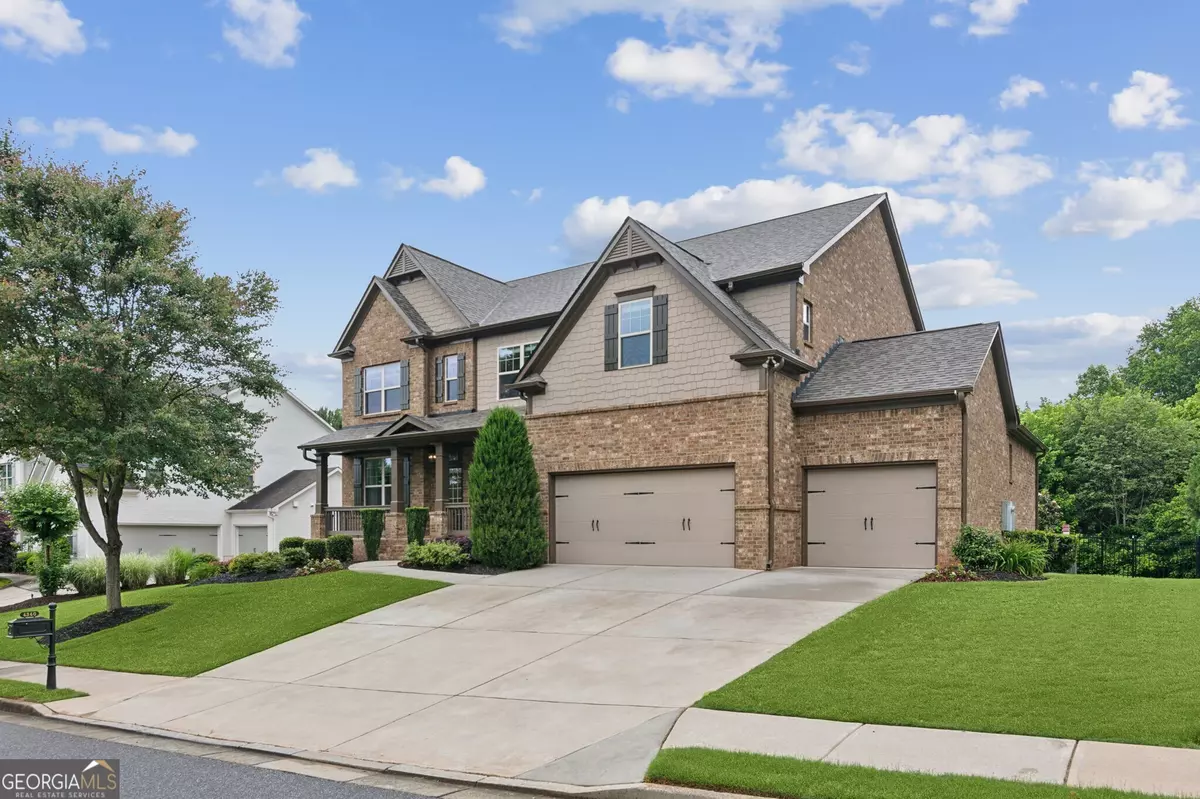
[7,616,53,639]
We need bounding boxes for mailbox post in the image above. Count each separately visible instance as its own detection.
[6,603,57,689]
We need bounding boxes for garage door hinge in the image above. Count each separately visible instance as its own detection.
[808,541,826,545]
[915,486,937,490]
[624,541,656,545]
[720,541,734,545]
[807,489,826,494]
[623,491,654,496]
[915,541,937,545]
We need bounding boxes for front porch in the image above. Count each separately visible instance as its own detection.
[304,412,487,559]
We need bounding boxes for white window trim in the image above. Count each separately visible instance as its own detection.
[444,355,461,403]
[497,342,539,401]
[801,300,814,345]
[0,460,13,494]
[363,456,392,507]
[618,297,653,370]
[362,361,408,417]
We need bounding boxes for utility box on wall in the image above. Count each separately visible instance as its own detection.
[1001,500,1016,532]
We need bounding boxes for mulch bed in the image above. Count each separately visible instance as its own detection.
[188,569,299,587]
[920,567,1045,583]
[396,562,510,576]
[46,604,170,645]
[2,593,84,612]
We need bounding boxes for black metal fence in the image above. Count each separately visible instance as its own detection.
[1076,529,1200,578]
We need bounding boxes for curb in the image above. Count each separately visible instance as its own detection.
[0,698,54,718]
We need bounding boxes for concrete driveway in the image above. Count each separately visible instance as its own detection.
[84,564,920,784]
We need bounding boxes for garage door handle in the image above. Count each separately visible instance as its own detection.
[870,517,874,530]
[863,518,867,530]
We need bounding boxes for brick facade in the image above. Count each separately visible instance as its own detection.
[341,292,428,427]
[795,404,964,565]
[967,351,1038,532]
[526,393,770,569]
[428,340,476,415]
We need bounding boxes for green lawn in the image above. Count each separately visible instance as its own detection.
[0,571,444,677]
[0,678,86,704]
[649,748,1167,799]
[700,575,1200,749]
[0,578,12,590]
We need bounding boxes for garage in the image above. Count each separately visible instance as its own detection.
[237,525,270,554]
[554,467,735,567]
[805,464,937,569]
[121,525,220,557]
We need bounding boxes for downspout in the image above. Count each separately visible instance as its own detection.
[765,358,777,571]
[957,390,969,527]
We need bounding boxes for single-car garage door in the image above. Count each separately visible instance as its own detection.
[555,467,735,567]
[122,525,220,557]
[806,464,937,569]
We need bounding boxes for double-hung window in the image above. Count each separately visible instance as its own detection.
[445,356,461,402]
[363,362,409,415]
[619,297,652,368]
[0,461,12,494]
[363,457,392,507]
[498,342,538,399]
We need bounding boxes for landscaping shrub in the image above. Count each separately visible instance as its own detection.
[468,407,546,570]
[952,525,1003,572]
[278,537,306,551]
[326,534,353,564]
[187,560,222,581]
[119,553,155,590]
[0,510,16,573]
[13,551,35,574]
[228,552,263,576]
[361,509,385,561]
[296,557,343,575]
[153,547,195,586]
[402,541,468,571]
[281,547,310,569]
[191,553,219,565]
[302,538,327,561]
[64,557,108,596]
[4,482,79,597]
[405,507,429,545]
[447,534,472,560]
[254,552,286,574]
[997,538,1048,577]
[38,563,65,597]
[1005,530,1079,572]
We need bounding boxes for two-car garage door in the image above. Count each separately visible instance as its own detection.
[806,464,938,569]
[554,467,735,567]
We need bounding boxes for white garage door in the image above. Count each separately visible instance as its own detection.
[237,526,269,554]
[122,526,220,557]
[554,467,735,567]
[806,464,937,569]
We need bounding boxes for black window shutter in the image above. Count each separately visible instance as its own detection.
[604,304,619,371]
[400,361,410,409]
[352,457,363,506]
[435,356,444,403]
[652,295,668,365]
[458,354,467,403]
[402,454,412,508]
[352,369,364,415]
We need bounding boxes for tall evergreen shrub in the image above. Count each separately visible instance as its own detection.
[468,407,546,570]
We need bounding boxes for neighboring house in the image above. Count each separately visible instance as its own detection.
[302,194,1042,569]
[3,392,341,559]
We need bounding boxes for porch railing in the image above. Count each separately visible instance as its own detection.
[324,506,386,536]
[447,503,471,535]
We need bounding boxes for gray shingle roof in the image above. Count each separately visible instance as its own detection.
[793,323,1000,407]
[682,194,883,283]
[301,410,507,449]
[481,264,591,326]
[302,421,392,448]
[408,247,509,325]
[229,469,320,511]
[376,279,430,336]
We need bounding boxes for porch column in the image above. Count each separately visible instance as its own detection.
[433,441,445,513]
[390,446,403,514]
[316,452,329,512]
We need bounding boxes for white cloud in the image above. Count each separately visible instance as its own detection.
[0,0,85,60]
[527,187,544,203]
[21,117,198,156]
[277,148,359,193]
[421,156,487,199]
[1109,71,1190,130]
[380,164,415,197]
[1087,81,1100,94]
[910,258,1035,309]
[967,0,1026,36]
[562,175,990,253]
[775,105,1053,198]
[929,12,954,27]
[1043,152,1200,239]
[609,92,632,113]
[998,76,1046,110]
[832,42,869,77]
[1005,312,1149,402]
[223,0,307,68]
[1101,266,1122,274]
[606,37,786,100]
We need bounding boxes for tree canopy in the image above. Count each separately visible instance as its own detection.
[0,133,285,608]
[1121,297,1200,403]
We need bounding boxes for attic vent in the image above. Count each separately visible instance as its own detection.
[390,248,419,277]
[604,228,654,265]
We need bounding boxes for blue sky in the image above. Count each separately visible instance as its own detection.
[4,0,1198,410]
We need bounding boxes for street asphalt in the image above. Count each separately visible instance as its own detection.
[0,719,428,798]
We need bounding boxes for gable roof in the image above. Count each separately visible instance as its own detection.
[300,410,498,450]
[228,468,338,511]
[388,245,509,326]
[330,277,430,356]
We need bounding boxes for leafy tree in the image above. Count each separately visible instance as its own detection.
[468,407,546,570]
[0,133,284,610]
[1186,453,1200,523]
[4,482,79,595]
[316,406,343,429]
[1072,364,1125,399]
[1037,490,1064,532]
[1121,296,1200,404]
[1022,400,1073,522]
[0,507,14,573]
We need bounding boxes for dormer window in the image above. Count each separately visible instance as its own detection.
[619,298,653,368]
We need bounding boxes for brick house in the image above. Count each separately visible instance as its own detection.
[302,194,1041,568]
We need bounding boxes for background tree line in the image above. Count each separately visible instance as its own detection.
[1022,297,1200,577]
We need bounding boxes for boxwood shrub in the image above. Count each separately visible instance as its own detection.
[281,547,310,569]
[302,538,327,561]
[279,536,306,551]
[402,541,468,571]
[952,525,1003,572]
[326,534,354,564]
[228,552,262,575]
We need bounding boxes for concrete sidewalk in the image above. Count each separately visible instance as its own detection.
[663,707,1200,798]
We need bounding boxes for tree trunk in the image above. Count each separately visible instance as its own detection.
[102,507,123,612]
